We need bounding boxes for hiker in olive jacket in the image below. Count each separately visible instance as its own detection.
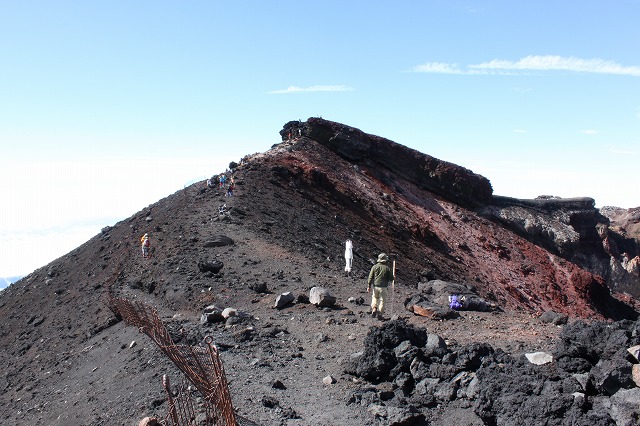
[367,253,394,318]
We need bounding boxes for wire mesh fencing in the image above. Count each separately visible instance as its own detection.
[110,296,255,426]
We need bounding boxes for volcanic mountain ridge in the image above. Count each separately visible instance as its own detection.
[1,117,639,425]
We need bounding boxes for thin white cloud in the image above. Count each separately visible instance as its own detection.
[268,85,354,94]
[580,129,599,135]
[412,55,640,77]
[609,145,636,155]
[411,62,465,74]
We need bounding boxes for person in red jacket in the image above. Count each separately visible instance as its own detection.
[141,233,150,259]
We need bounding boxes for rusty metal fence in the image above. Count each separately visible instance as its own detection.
[110,296,255,426]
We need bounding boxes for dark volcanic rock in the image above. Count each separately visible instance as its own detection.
[203,235,234,247]
[197,260,224,273]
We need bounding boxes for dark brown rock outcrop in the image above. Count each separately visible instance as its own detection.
[282,117,493,208]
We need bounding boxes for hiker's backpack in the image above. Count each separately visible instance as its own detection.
[449,295,462,310]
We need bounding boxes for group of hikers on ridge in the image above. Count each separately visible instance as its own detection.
[207,171,235,197]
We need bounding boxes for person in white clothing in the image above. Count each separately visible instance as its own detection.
[344,239,353,273]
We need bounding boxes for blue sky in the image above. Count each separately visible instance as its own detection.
[1,0,639,281]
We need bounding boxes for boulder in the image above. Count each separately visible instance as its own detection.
[203,235,234,247]
[411,304,459,320]
[591,359,635,395]
[309,286,336,307]
[275,292,295,309]
[426,333,447,351]
[221,308,237,319]
[539,311,569,325]
[409,280,494,312]
[608,387,640,425]
[197,260,224,273]
[200,305,224,324]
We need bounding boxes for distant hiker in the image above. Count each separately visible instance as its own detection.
[141,233,151,259]
[344,239,353,273]
[226,182,234,197]
[367,253,394,319]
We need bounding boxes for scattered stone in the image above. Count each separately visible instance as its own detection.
[281,406,300,419]
[272,380,287,390]
[221,308,237,319]
[632,364,640,387]
[138,417,159,426]
[261,396,279,408]
[200,305,224,324]
[628,345,640,362]
[323,375,336,385]
[275,292,295,309]
[525,352,554,365]
[197,260,224,273]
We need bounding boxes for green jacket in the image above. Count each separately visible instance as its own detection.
[368,262,394,288]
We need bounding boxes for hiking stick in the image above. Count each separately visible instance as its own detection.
[391,260,396,315]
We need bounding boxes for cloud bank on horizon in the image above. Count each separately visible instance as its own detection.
[412,55,640,77]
